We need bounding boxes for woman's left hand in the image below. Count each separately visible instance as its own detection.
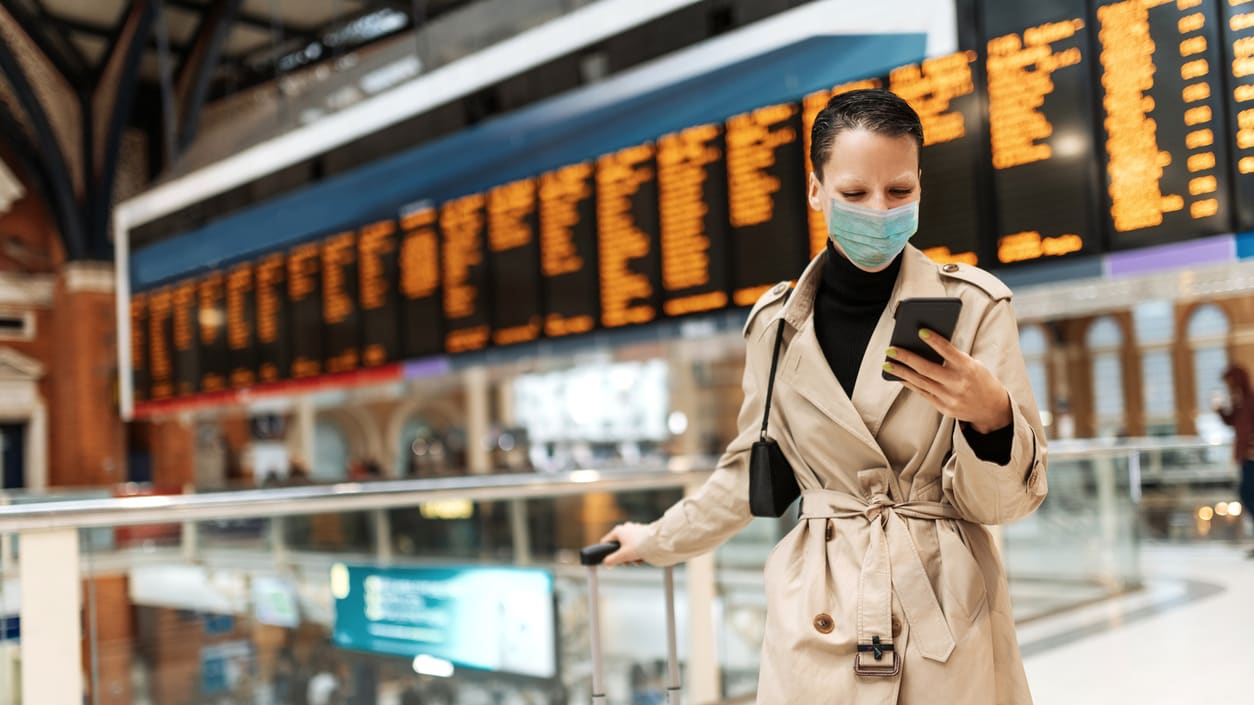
[883,329,1013,433]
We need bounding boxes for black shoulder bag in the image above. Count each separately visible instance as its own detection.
[748,298,800,517]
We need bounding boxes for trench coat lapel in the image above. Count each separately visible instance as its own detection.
[773,250,884,455]
[849,245,948,438]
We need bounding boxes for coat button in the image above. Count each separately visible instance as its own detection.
[825,519,834,542]
[772,282,788,295]
[942,263,960,273]
[892,616,902,636]
[813,614,834,634]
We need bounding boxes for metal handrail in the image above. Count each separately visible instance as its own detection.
[0,437,1229,533]
[0,466,711,533]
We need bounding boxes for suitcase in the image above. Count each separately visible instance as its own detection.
[580,541,682,705]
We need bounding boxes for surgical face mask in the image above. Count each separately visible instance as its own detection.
[825,197,919,270]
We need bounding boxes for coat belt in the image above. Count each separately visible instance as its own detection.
[799,488,960,667]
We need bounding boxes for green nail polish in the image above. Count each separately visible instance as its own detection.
[883,362,893,371]
[919,329,931,340]
[886,348,897,358]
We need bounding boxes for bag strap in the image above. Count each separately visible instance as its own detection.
[759,289,791,442]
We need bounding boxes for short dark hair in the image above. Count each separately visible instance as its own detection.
[809,88,924,181]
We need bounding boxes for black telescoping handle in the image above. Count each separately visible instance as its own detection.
[580,541,621,566]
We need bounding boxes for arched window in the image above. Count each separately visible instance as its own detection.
[1133,300,1176,435]
[313,419,350,481]
[1018,324,1051,424]
[1087,316,1125,437]
[1188,304,1230,420]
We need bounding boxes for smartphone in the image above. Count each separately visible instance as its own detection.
[882,297,963,381]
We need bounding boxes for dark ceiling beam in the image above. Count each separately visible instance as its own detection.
[0,0,90,88]
[92,2,158,260]
[175,0,243,152]
[164,0,321,40]
[0,26,87,258]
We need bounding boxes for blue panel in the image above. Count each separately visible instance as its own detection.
[1237,230,1254,259]
[995,255,1105,290]
[131,33,926,289]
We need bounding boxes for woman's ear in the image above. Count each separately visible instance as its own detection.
[807,171,824,212]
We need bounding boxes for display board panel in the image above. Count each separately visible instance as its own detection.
[596,143,662,328]
[1093,0,1232,249]
[130,293,148,403]
[398,207,444,358]
[440,193,492,353]
[982,1,1105,264]
[487,178,544,345]
[322,230,361,373]
[172,278,200,397]
[198,271,229,392]
[226,262,257,388]
[725,103,809,306]
[657,123,731,317]
[891,51,989,265]
[287,243,322,379]
[1223,0,1254,230]
[358,219,402,368]
[538,162,600,338]
[255,253,288,384]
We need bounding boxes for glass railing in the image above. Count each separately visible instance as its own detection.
[0,437,1242,705]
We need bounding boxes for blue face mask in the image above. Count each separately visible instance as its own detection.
[826,198,919,270]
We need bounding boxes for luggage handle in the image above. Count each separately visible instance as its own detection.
[581,542,681,705]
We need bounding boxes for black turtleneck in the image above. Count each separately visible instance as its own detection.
[813,242,1013,464]
[814,241,902,397]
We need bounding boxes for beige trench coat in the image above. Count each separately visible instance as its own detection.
[636,245,1048,704]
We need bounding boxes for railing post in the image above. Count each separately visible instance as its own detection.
[509,498,532,565]
[683,480,719,702]
[19,528,83,705]
[373,509,393,565]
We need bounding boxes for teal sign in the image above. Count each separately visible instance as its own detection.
[331,564,556,679]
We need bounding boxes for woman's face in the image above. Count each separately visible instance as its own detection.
[807,128,922,271]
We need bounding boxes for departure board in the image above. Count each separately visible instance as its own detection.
[983,2,1104,264]
[891,51,988,265]
[538,162,600,338]
[802,79,884,258]
[358,219,401,368]
[147,286,174,401]
[197,271,229,392]
[398,207,444,358]
[130,293,148,403]
[596,143,662,328]
[725,103,809,307]
[440,193,492,352]
[656,123,730,317]
[1223,0,1254,230]
[287,243,322,379]
[322,231,360,373]
[254,253,287,384]
[487,178,544,345]
[226,262,257,388]
[171,279,199,396]
[1093,0,1232,249]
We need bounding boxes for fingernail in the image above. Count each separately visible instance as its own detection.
[883,362,893,372]
[886,348,898,359]
[919,329,931,340]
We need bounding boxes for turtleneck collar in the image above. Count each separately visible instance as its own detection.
[820,240,903,307]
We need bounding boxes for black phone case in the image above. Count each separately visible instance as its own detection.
[883,297,963,381]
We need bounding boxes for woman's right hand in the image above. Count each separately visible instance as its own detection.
[599,522,652,567]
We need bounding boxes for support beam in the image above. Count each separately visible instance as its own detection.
[0,26,87,259]
[175,0,243,151]
[92,1,157,259]
[1,1,90,87]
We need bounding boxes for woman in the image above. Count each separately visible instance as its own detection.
[601,89,1048,704]
[1217,364,1254,557]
